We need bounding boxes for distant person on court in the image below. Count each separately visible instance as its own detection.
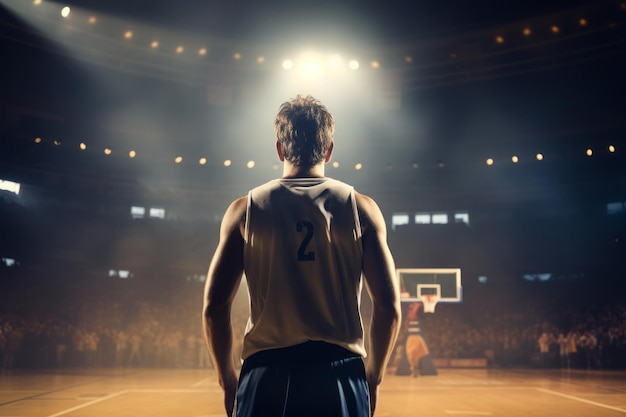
[203,94,401,417]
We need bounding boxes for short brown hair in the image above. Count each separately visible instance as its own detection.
[274,95,335,167]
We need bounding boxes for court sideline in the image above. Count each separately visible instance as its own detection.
[1,368,625,416]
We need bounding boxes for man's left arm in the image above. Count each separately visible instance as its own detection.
[202,196,247,416]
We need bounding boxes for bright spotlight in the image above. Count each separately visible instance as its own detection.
[332,161,340,168]
[34,137,42,143]
[104,148,112,155]
[586,148,593,157]
[328,55,343,71]
[348,60,359,70]
[79,143,86,150]
[88,16,97,24]
[536,153,544,161]
[609,144,616,153]
[176,46,184,54]
[282,59,294,70]
[33,0,42,5]
[124,31,133,39]
[198,48,207,56]
[151,41,159,49]
[247,160,255,169]
[0,180,20,195]
[302,60,321,76]
[199,157,207,165]
[355,163,363,170]
[175,156,183,164]
[224,160,232,167]
[512,155,519,163]
[486,158,494,166]
[129,150,136,158]
[61,6,70,18]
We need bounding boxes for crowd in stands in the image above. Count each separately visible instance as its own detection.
[1,270,625,371]
[419,300,626,369]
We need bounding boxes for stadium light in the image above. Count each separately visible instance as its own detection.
[0,179,20,195]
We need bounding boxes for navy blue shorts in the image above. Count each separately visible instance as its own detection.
[233,342,370,417]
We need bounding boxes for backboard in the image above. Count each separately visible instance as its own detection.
[396,268,462,304]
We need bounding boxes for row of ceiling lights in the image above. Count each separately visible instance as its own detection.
[33,137,619,170]
[35,1,626,70]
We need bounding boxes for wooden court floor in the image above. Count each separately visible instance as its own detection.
[1,367,625,417]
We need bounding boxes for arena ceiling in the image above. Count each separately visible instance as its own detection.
[0,0,625,192]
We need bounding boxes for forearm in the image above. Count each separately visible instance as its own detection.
[203,304,237,386]
[367,304,401,384]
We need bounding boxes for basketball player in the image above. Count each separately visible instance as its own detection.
[203,95,401,417]
[404,303,429,377]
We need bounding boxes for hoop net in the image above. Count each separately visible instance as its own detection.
[421,294,440,313]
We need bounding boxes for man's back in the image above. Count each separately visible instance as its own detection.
[242,177,365,359]
[202,95,400,417]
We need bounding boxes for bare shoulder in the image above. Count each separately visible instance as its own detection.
[354,192,386,234]
[221,196,247,235]
[226,196,247,215]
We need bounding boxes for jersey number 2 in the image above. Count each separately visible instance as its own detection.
[296,221,315,261]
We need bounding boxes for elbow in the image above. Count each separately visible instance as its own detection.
[203,300,230,323]
[373,299,401,325]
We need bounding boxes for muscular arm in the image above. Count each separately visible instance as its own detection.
[357,192,401,414]
[202,196,247,416]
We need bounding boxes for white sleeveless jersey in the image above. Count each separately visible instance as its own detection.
[242,177,365,359]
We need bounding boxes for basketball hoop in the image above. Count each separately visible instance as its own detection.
[421,294,440,313]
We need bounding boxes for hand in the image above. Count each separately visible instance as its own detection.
[367,376,379,416]
[221,372,238,416]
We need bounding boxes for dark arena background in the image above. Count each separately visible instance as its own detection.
[1,0,626,416]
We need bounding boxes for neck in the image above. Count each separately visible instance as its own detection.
[282,162,325,179]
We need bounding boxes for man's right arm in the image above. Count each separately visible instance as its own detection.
[356,192,401,415]
[202,196,247,416]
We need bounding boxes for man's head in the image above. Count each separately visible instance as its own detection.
[274,95,335,167]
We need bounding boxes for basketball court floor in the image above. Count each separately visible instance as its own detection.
[1,367,625,416]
